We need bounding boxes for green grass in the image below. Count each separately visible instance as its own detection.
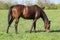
[0,10,60,40]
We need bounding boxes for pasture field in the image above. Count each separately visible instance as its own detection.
[0,10,60,40]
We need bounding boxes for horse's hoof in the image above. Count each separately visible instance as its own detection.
[6,31,8,33]
[30,32,32,33]
[46,30,50,32]
[16,33,18,34]
[16,32,19,34]
[30,31,32,33]
[6,32,8,33]
[35,31,37,33]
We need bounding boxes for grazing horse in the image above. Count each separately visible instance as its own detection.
[6,4,50,34]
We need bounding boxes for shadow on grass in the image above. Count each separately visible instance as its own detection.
[25,30,60,33]
[25,30,45,33]
[50,30,60,32]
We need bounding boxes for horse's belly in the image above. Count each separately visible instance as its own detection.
[23,12,33,19]
[22,15,33,19]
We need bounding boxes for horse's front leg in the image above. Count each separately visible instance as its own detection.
[30,19,37,33]
[33,21,36,32]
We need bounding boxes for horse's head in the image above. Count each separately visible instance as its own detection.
[45,20,51,32]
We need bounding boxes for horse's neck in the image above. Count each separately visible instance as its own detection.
[41,11,48,22]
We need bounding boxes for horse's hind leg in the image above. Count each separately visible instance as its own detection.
[6,17,14,33]
[14,18,19,34]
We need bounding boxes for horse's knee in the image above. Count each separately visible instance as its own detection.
[15,17,19,22]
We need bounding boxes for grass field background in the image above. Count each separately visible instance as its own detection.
[0,10,60,40]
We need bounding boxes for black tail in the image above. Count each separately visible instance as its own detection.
[8,6,14,23]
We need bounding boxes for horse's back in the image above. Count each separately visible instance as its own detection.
[22,5,41,19]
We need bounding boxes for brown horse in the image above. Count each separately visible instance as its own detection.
[6,4,50,34]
